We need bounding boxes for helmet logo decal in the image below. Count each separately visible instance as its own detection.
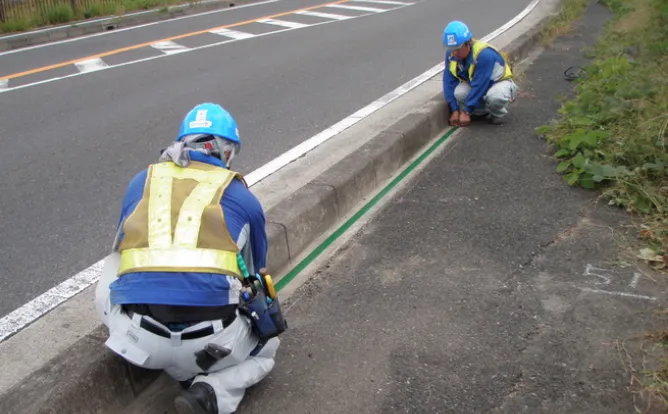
[189,109,213,129]
[446,34,456,46]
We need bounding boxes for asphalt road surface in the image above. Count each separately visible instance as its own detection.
[240,4,667,413]
[0,0,532,318]
[127,3,668,412]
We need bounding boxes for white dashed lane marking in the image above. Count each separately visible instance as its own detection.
[74,57,109,73]
[256,18,311,29]
[325,4,387,12]
[295,10,354,20]
[355,0,414,5]
[150,40,192,54]
[0,1,416,94]
[209,28,257,40]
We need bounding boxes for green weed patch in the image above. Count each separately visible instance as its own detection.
[537,0,668,271]
[0,0,194,33]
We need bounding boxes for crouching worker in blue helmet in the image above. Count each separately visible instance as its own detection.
[94,103,286,414]
[442,20,518,126]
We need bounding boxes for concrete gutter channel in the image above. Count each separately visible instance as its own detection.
[0,0,562,412]
[0,0,258,52]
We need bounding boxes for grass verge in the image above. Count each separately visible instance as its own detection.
[538,0,589,45]
[536,0,668,408]
[0,0,201,33]
[537,0,668,270]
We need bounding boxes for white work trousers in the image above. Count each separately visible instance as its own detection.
[454,79,517,118]
[94,254,280,414]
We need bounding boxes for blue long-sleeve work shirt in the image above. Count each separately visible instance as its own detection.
[443,46,507,113]
[108,151,268,307]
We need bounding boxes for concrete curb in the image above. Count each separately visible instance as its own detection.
[262,8,554,274]
[265,99,448,274]
[0,0,259,52]
[0,3,561,413]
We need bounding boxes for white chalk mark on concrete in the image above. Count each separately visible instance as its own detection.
[584,264,612,285]
[630,272,641,288]
[580,287,656,301]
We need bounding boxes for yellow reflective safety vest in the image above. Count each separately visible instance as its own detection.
[116,160,246,280]
[449,39,513,83]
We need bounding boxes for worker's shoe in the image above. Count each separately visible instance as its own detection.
[174,382,219,414]
[179,378,194,390]
[488,115,505,125]
[470,113,489,121]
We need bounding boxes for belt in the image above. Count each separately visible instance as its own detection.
[130,312,237,340]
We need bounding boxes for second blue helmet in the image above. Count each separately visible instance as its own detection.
[443,20,472,49]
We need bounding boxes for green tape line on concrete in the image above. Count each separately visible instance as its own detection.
[275,127,458,293]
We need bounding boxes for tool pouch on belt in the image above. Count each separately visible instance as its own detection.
[240,288,288,341]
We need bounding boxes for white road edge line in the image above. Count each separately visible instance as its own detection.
[0,0,279,57]
[245,0,542,185]
[0,0,541,343]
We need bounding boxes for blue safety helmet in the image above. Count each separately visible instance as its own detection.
[177,103,241,145]
[442,20,472,49]
[174,103,242,166]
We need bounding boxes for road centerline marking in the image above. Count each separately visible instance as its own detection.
[0,0,353,81]
[0,0,281,58]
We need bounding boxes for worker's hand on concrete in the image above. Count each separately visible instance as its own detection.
[449,110,460,126]
[458,112,471,127]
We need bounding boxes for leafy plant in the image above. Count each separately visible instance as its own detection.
[536,0,668,255]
